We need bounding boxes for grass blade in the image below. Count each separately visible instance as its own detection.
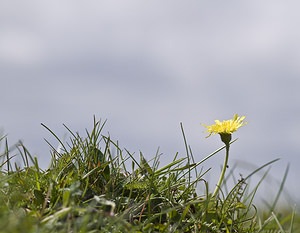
[289,205,296,233]
[244,158,280,181]
[41,123,67,153]
[269,163,289,214]
[272,212,285,233]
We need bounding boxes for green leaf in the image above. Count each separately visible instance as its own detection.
[33,189,44,206]
[140,152,153,175]
[103,163,110,181]
[63,190,71,208]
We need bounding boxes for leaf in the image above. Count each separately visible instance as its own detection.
[63,190,71,208]
[140,152,153,175]
[41,207,71,224]
[103,163,110,181]
[89,146,105,165]
[33,189,44,206]
[154,157,186,176]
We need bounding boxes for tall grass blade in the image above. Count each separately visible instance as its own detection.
[5,138,10,172]
[271,212,285,233]
[0,134,6,142]
[196,138,238,168]
[244,158,280,181]
[180,123,192,184]
[244,167,270,213]
[154,157,186,177]
[269,163,289,214]
[289,204,296,233]
[41,123,67,152]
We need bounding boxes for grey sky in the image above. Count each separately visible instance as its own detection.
[1,1,300,206]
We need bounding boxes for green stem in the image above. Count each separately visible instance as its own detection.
[212,143,229,198]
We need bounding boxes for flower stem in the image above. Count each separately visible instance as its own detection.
[212,143,230,198]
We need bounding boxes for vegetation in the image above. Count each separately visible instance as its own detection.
[0,118,298,232]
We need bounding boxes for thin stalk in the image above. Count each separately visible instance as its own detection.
[5,138,10,173]
[212,143,229,198]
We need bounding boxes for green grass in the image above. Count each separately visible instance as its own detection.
[0,118,298,232]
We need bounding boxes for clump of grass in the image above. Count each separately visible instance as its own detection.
[0,118,298,232]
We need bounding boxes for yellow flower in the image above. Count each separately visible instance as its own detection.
[201,114,248,138]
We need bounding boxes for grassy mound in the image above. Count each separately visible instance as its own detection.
[0,119,298,232]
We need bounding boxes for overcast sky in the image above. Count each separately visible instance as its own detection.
[1,1,300,207]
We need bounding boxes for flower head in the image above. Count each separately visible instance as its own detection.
[201,114,248,138]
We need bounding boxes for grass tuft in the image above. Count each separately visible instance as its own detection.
[0,119,298,232]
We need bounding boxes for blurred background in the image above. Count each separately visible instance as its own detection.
[1,1,299,207]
